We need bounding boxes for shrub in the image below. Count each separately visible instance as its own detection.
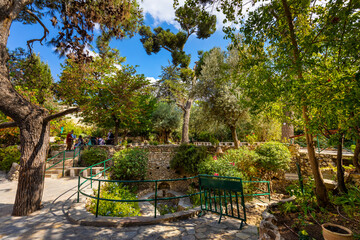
[187,185,204,206]
[0,145,21,172]
[170,144,208,174]
[111,148,148,180]
[220,147,258,179]
[87,182,140,217]
[80,147,108,167]
[197,155,244,178]
[255,142,291,172]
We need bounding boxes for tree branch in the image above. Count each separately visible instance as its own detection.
[44,107,80,123]
[176,103,185,112]
[0,121,18,129]
[26,9,49,52]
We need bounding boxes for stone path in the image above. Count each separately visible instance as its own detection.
[0,175,259,240]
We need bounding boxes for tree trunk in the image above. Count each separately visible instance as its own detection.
[281,111,294,142]
[165,130,169,143]
[114,119,119,145]
[280,0,329,207]
[0,7,77,215]
[336,135,347,193]
[303,106,329,206]
[181,99,193,144]
[230,125,239,148]
[13,114,49,215]
[353,138,360,173]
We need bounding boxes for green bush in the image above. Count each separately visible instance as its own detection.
[0,145,21,172]
[111,148,148,180]
[198,155,244,178]
[170,144,209,174]
[87,182,140,217]
[187,186,204,206]
[220,147,258,179]
[80,147,108,167]
[255,142,291,172]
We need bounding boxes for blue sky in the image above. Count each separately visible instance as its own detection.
[7,1,231,82]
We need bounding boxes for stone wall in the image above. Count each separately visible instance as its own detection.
[86,145,216,193]
[287,144,353,177]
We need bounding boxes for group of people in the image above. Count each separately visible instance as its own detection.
[65,130,115,150]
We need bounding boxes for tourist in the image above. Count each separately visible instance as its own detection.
[98,137,105,145]
[106,130,114,145]
[66,130,74,151]
[75,135,84,148]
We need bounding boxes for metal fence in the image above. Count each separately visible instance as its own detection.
[77,159,271,228]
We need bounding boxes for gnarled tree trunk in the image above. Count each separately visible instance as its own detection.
[13,112,49,215]
[1,4,78,215]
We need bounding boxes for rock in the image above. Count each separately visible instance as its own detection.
[7,162,20,181]
[259,220,282,240]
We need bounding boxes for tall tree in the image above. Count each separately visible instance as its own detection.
[197,47,248,148]
[197,0,360,206]
[0,0,142,215]
[139,0,216,143]
[59,42,151,145]
[151,102,182,143]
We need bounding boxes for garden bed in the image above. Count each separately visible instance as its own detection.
[270,204,360,239]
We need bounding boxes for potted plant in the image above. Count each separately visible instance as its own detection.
[321,223,353,240]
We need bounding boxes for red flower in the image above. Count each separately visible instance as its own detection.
[214,173,219,176]
[213,156,217,160]
[327,79,331,82]
[252,133,255,135]
[230,162,235,166]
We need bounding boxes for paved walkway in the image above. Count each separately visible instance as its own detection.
[0,175,258,240]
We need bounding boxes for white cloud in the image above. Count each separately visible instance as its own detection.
[146,77,158,83]
[140,0,228,31]
[83,44,98,58]
[140,0,183,27]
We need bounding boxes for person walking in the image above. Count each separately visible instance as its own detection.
[66,130,74,151]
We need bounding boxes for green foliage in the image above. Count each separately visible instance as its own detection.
[187,186,203,206]
[80,147,108,167]
[59,42,152,143]
[8,48,54,106]
[170,144,208,174]
[198,155,244,178]
[331,186,360,219]
[255,142,291,172]
[0,146,21,172]
[285,179,318,220]
[139,1,216,68]
[151,102,181,143]
[280,201,298,214]
[298,230,311,240]
[87,182,140,217]
[157,204,177,215]
[220,148,258,178]
[111,148,148,180]
[197,47,249,144]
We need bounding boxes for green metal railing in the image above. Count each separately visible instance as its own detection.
[198,175,247,229]
[77,159,271,226]
[46,146,81,177]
